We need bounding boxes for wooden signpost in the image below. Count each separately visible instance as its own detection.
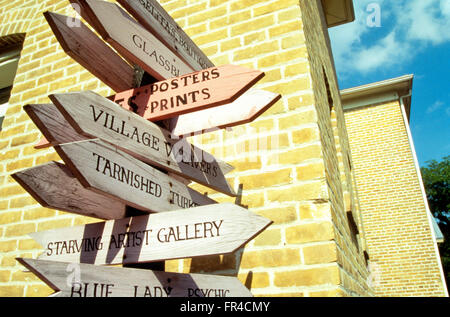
[29,203,272,265]
[111,64,265,121]
[43,11,134,93]
[14,0,281,298]
[54,139,217,213]
[48,90,236,196]
[17,258,253,297]
[79,0,194,80]
[11,161,126,220]
[116,0,214,71]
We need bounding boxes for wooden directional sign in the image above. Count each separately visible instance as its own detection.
[116,0,214,71]
[54,139,216,213]
[17,258,253,297]
[168,89,282,136]
[11,161,126,220]
[79,0,194,80]
[48,91,235,196]
[111,64,264,121]
[24,104,91,147]
[43,11,134,92]
[29,203,272,265]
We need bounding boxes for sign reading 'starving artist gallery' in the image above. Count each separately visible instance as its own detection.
[29,203,272,265]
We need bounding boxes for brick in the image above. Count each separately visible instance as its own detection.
[6,157,34,172]
[238,272,270,289]
[171,2,207,19]
[274,265,340,287]
[241,191,265,208]
[186,254,236,273]
[0,211,22,225]
[9,195,37,209]
[0,240,16,253]
[37,218,72,231]
[192,29,227,46]
[18,239,42,251]
[10,132,40,147]
[303,242,337,264]
[287,94,315,110]
[292,127,320,145]
[268,144,322,165]
[220,38,241,52]
[267,181,325,202]
[309,288,346,297]
[0,184,25,198]
[227,157,262,172]
[268,20,302,38]
[233,41,279,61]
[244,31,267,45]
[0,270,11,282]
[256,205,297,224]
[188,6,227,25]
[253,228,281,246]
[23,206,57,221]
[25,284,53,297]
[296,162,325,182]
[241,249,301,268]
[264,78,310,95]
[231,0,262,11]
[0,285,24,297]
[285,221,335,244]
[253,0,298,17]
[281,34,306,50]
[239,169,292,190]
[258,47,307,68]
[278,6,302,22]
[4,222,36,237]
[11,270,40,282]
[230,15,275,37]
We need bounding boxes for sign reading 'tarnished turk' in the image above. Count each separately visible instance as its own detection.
[54,139,216,213]
[29,203,272,265]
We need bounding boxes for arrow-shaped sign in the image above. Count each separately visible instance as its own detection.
[54,139,216,213]
[17,258,253,297]
[79,0,194,80]
[116,0,214,71]
[24,104,91,147]
[43,11,135,92]
[29,203,272,265]
[110,64,264,121]
[167,89,282,136]
[47,91,235,196]
[11,161,126,220]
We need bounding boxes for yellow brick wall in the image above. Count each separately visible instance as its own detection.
[344,100,447,296]
[0,0,371,297]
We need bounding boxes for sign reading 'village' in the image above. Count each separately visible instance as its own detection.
[29,203,272,265]
[49,91,236,196]
[17,258,252,297]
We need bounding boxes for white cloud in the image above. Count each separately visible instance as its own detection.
[426,101,444,114]
[329,0,450,77]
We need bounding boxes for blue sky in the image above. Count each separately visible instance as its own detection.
[328,0,450,167]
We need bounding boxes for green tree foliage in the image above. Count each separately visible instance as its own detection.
[421,155,450,291]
